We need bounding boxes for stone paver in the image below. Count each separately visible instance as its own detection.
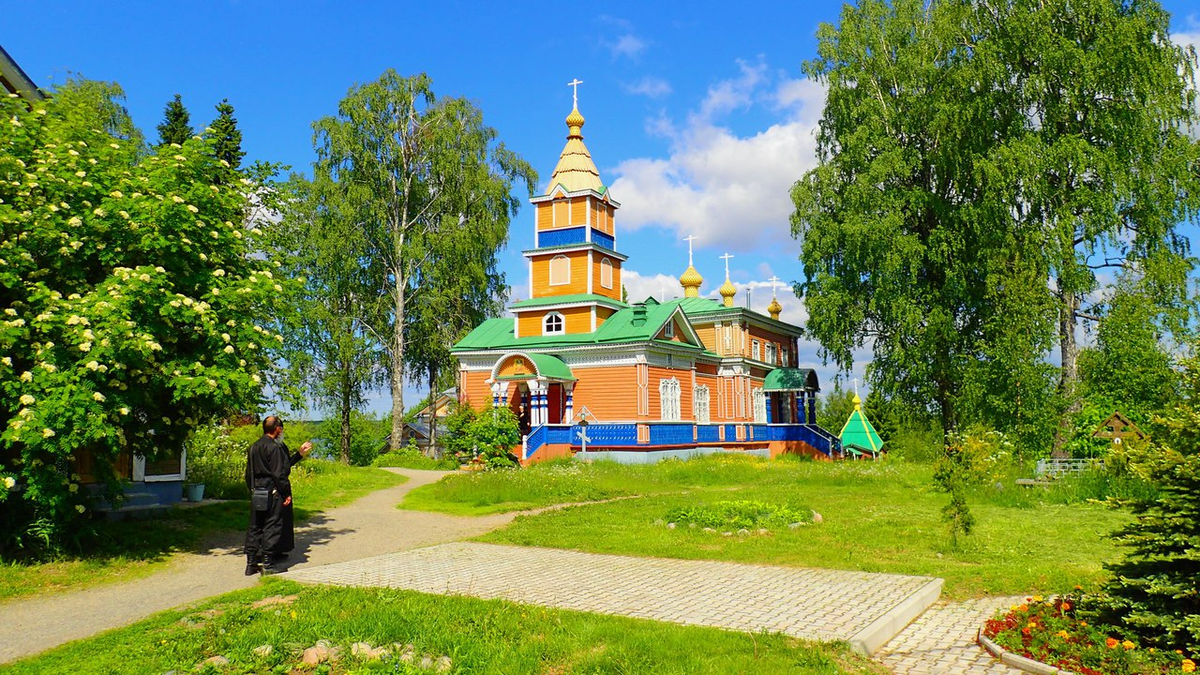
[877,595,1027,674]
[283,541,939,647]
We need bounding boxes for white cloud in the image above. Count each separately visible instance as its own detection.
[625,76,672,99]
[609,64,826,251]
[609,33,647,60]
[623,269,682,304]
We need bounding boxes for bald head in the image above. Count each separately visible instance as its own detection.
[263,416,282,436]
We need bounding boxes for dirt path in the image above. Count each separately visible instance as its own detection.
[0,468,517,665]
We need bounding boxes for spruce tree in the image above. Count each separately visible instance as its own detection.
[210,98,245,168]
[1096,353,1200,653]
[156,94,193,146]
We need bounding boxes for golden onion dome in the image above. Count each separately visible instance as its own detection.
[767,296,783,319]
[680,264,704,298]
[719,277,738,307]
[565,106,585,136]
[852,393,863,409]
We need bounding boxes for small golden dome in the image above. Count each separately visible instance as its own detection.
[566,107,585,136]
[767,297,783,319]
[719,277,738,307]
[852,393,863,409]
[680,264,704,298]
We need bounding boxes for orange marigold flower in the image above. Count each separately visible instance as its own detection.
[1056,630,1070,639]
[1107,637,1119,649]
[1062,602,1072,611]
[1183,659,1195,673]
[1080,621,1088,627]
[1123,640,1136,650]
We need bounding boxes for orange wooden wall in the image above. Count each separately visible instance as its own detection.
[516,305,591,337]
[531,250,589,296]
[591,255,621,301]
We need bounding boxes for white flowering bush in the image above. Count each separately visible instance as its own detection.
[0,83,283,551]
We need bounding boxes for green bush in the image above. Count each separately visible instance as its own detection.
[665,500,812,531]
[455,407,519,469]
[186,425,247,500]
[316,411,387,466]
[372,443,457,470]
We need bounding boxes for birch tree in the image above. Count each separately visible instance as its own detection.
[311,71,534,450]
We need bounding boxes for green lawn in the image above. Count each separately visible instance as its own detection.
[404,455,1129,600]
[0,579,886,675]
[0,462,406,603]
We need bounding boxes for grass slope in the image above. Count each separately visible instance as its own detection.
[0,579,887,675]
[0,462,405,603]
[405,455,1128,600]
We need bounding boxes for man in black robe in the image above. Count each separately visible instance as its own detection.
[244,415,312,575]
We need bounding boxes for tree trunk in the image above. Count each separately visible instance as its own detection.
[427,366,438,458]
[1052,290,1081,457]
[340,368,352,465]
[390,270,406,451]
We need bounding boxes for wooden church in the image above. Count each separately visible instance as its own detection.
[452,95,841,463]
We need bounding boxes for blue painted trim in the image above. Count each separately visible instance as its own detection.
[592,229,615,250]
[537,227,587,248]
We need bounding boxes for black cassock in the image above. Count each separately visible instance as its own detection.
[244,434,304,563]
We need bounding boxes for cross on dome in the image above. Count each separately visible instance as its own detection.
[684,235,698,265]
[768,275,781,297]
[568,78,583,108]
[720,253,734,278]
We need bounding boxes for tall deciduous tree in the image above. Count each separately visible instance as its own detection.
[273,176,387,464]
[977,0,1200,437]
[209,99,245,169]
[156,94,193,147]
[792,0,1017,435]
[311,70,534,451]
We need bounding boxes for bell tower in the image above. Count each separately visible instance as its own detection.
[511,80,628,338]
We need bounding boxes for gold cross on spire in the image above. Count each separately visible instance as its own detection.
[568,78,584,108]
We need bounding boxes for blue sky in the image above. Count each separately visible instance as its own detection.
[6,1,1200,416]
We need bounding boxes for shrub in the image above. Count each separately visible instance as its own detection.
[665,500,811,531]
[185,425,246,500]
[316,411,387,466]
[468,408,520,469]
[934,425,1011,547]
[372,443,457,470]
[0,82,283,552]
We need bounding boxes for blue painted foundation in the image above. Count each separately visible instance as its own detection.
[573,446,771,464]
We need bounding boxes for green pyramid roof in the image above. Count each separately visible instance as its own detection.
[839,398,884,454]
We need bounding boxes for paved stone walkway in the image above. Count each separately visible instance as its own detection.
[283,542,942,651]
[877,595,1027,674]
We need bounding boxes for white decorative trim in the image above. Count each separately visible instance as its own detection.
[522,243,629,261]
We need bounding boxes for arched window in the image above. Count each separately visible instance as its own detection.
[694,385,710,424]
[549,255,570,286]
[600,258,613,289]
[543,312,564,335]
[659,378,681,422]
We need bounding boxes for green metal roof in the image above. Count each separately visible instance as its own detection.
[839,404,884,454]
[453,298,712,354]
[521,242,628,259]
[763,368,820,392]
[676,297,731,315]
[510,294,628,310]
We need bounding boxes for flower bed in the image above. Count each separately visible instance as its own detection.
[982,594,1194,674]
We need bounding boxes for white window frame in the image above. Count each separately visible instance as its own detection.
[549,255,570,286]
[766,342,777,365]
[752,387,767,423]
[694,385,710,424]
[543,312,565,335]
[600,258,613,289]
[664,321,675,339]
[659,377,681,422]
[752,339,761,361]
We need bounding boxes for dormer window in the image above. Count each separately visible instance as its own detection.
[664,321,675,339]
[543,312,565,335]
